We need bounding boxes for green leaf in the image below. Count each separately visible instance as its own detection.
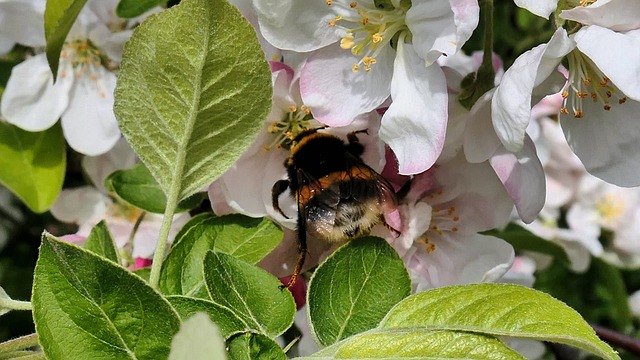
[169,312,228,360]
[204,251,295,338]
[166,295,247,338]
[227,333,286,360]
[0,122,65,213]
[83,220,119,263]
[535,257,632,331]
[105,163,205,214]
[485,223,570,265]
[32,233,181,359]
[44,0,88,77]
[0,287,10,316]
[300,329,526,359]
[114,0,272,202]
[379,283,620,360]
[160,213,282,297]
[116,0,166,18]
[308,237,411,346]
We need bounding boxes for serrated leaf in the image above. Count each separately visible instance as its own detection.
[160,213,282,297]
[308,237,411,346]
[105,163,205,214]
[204,251,295,338]
[298,329,526,359]
[116,0,166,18]
[32,233,181,359]
[227,333,287,360]
[166,295,247,338]
[0,122,65,213]
[44,0,88,77]
[169,312,228,360]
[84,220,119,263]
[114,0,272,202]
[379,283,620,360]
[485,223,570,265]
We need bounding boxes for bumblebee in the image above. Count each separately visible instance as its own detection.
[272,127,400,288]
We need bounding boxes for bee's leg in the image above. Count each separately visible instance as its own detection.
[281,199,309,290]
[346,129,368,156]
[381,215,401,238]
[272,180,291,219]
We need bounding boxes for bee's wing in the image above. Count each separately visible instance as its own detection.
[344,153,398,211]
[296,168,339,238]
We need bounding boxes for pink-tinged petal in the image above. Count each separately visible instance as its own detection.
[561,97,640,187]
[490,136,545,223]
[59,234,87,244]
[61,71,120,156]
[1,55,71,131]
[574,26,640,101]
[131,213,189,258]
[49,186,110,225]
[300,44,393,126]
[513,0,557,18]
[449,0,480,52]
[279,276,307,310]
[492,29,573,152]
[134,257,153,270]
[407,233,514,290]
[380,43,447,175]
[254,0,339,52]
[561,0,640,32]
[463,89,502,163]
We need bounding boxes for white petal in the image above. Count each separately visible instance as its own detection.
[132,213,190,258]
[380,43,447,175]
[489,136,545,223]
[492,29,573,152]
[574,26,640,101]
[406,0,457,63]
[253,0,339,52]
[513,0,557,18]
[463,89,502,163]
[408,233,514,290]
[560,97,640,187]
[0,0,46,47]
[50,186,109,226]
[1,55,71,131]
[0,37,13,55]
[61,70,120,156]
[300,44,393,126]
[81,138,137,192]
[561,0,640,32]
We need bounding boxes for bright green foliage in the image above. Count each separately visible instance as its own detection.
[84,220,119,264]
[0,287,10,316]
[0,122,65,213]
[226,333,287,360]
[32,233,181,360]
[159,213,282,297]
[168,313,228,360]
[204,251,295,338]
[114,0,272,202]
[379,283,620,360]
[44,0,88,77]
[116,0,166,18]
[167,296,246,338]
[105,163,205,214]
[486,223,570,266]
[301,329,526,359]
[308,237,411,346]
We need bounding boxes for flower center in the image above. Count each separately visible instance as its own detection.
[596,192,625,227]
[326,0,408,72]
[107,198,145,223]
[560,50,627,118]
[59,39,113,99]
[417,190,462,254]
[264,105,316,150]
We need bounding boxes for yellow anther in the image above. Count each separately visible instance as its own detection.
[350,1,357,8]
[326,0,332,5]
[352,64,359,72]
[574,110,584,118]
[562,91,568,99]
[340,35,355,49]
[372,33,383,43]
[604,104,611,111]
[287,105,297,112]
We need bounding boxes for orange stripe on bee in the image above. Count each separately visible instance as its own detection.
[296,165,375,205]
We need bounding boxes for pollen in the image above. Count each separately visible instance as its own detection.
[561,49,628,118]
[265,103,316,150]
[340,35,356,49]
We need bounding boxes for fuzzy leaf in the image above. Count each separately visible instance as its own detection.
[166,295,247,338]
[168,312,228,360]
[160,213,282,297]
[308,237,411,346]
[84,220,119,263]
[114,0,272,202]
[116,0,166,18]
[204,251,295,338]
[32,233,181,359]
[44,0,88,77]
[227,333,286,360]
[0,122,65,213]
[379,283,620,360]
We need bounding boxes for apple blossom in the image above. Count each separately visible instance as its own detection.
[0,0,45,55]
[0,0,147,156]
[493,0,640,186]
[253,0,480,174]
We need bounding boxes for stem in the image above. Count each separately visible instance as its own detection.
[0,334,39,353]
[0,297,32,312]
[592,324,640,356]
[148,193,179,289]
